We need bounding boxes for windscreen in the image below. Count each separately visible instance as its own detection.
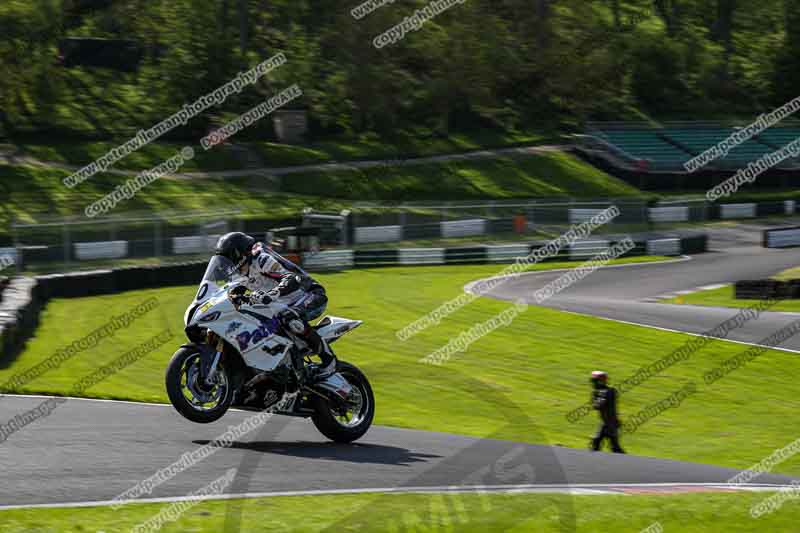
[201,255,239,287]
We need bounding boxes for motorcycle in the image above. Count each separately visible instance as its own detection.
[165,255,374,443]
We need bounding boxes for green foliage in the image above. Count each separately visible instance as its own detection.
[1,0,796,141]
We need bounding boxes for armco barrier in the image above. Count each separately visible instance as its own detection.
[720,203,756,219]
[757,201,786,218]
[647,238,681,256]
[764,226,800,248]
[649,207,689,223]
[444,246,488,264]
[569,240,610,260]
[74,240,128,261]
[354,225,403,244]
[354,249,399,267]
[486,244,531,263]
[568,209,607,224]
[735,279,800,299]
[680,235,707,254]
[487,218,515,234]
[440,219,486,239]
[172,235,220,255]
[302,250,354,271]
[401,223,441,240]
[398,248,445,265]
[0,278,40,361]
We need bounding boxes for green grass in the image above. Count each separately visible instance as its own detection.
[5,259,800,475]
[1,492,798,532]
[773,266,800,281]
[0,150,641,235]
[249,128,555,166]
[9,128,553,170]
[14,139,244,173]
[283,152,642,201]
[0,163,352,229]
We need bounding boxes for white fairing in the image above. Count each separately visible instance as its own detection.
[316,316,364,343]
[185,256,361,373]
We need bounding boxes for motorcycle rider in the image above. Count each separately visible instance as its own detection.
[589,370,625,453]
[214,232,337,381]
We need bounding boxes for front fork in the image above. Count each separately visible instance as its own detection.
[202,332,224,386]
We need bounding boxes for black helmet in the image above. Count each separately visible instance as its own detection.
[215,232,256,270]
[590,370,608,388]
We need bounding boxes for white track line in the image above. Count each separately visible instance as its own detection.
[0,483,791,510]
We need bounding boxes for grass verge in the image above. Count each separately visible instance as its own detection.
[283,152,642,201]
[0,492,797,532]
[10,128,554,170]
[2,259,800,474]
[0,150,639,232]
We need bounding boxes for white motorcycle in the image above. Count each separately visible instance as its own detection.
[165,255,374,443]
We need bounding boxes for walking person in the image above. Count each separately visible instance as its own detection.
[589,370,625,453]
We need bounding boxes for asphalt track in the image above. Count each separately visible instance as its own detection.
[469,225,800,352]
[3,224,800,508]
[0,395,794,508]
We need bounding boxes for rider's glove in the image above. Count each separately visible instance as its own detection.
[279,308,306,334]
[230,285,250,307]
[252,290,272,305]
[267,288,281,300]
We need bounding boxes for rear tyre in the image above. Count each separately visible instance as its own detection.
[310,361,375,443]
[165,347,233,424]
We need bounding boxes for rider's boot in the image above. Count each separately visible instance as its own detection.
[305,329,337,381]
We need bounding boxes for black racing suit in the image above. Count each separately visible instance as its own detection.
[590,385,625,453]
[243,243,334,369]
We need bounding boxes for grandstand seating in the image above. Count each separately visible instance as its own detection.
[758,128,800,150]
[585,122,800,172]
[663,127,775,169]
[589,128,691,170]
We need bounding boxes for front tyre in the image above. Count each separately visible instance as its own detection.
[165,347,233,423]
[311,361,375,443]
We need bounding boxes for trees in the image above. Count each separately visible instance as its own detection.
[0,0,795,140]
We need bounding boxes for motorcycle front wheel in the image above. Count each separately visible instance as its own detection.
[165,347,233,423]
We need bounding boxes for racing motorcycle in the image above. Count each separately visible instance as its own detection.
[165,255,374,443]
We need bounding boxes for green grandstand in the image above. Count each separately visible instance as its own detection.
[585,122,800,172]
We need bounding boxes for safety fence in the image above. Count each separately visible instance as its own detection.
[6,198,795,271]
[301,235,705,270]
[347,201,795,245]
[764,226,800,248]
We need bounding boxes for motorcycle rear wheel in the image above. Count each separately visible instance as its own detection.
[310,361,375,443]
